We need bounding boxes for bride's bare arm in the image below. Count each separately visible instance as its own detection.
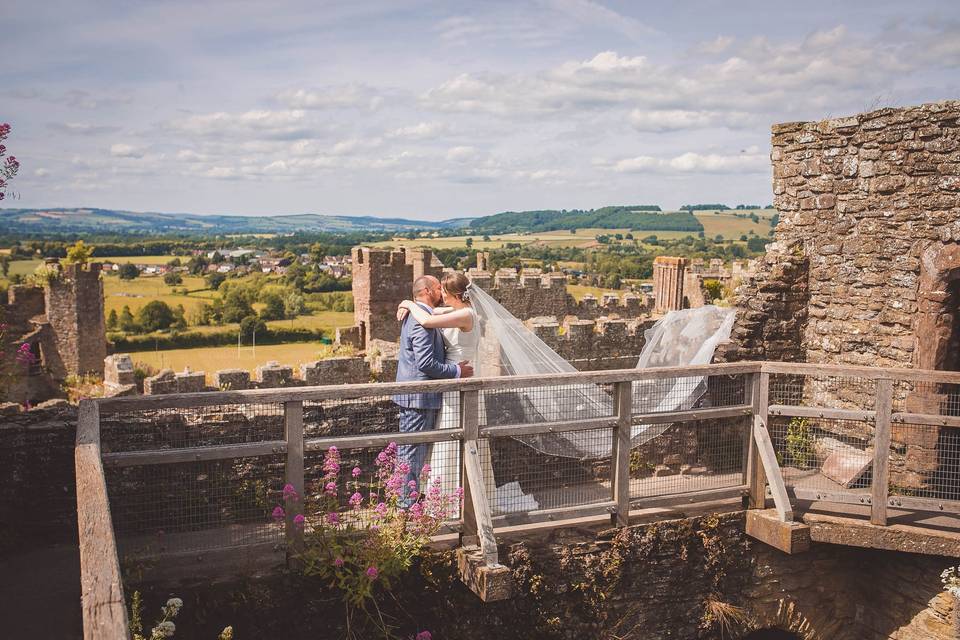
[397,300,473,331]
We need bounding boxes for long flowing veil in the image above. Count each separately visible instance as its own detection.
[468,283,735,459]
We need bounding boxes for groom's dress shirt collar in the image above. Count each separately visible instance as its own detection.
[415,300,434,313]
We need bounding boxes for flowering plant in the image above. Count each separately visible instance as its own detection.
[277,442,460,637]
[0,123,19,202]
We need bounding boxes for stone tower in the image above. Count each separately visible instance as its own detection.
[44,262,106,377]
[653,256,687,314]
[351,247,413,346]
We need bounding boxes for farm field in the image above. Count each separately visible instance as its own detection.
[371,210,776,251]
[128,342,346,381]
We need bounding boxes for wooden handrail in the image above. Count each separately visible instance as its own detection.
[76,400,130,639]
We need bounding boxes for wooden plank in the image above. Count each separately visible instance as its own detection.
[491,501,616,527]
[746,508,811,554]
[96,362,763,412]
[456,547,514,602]
[634,404,754,425]
[784,486,873,506]
[761,361,960,385]
[741,373,755,486]
[630,486,747,511]
[480,417,614,438]
[285,401,305,555]
[747,373,768,508]
[871,379,893,526]
[102,440,286,467]
[612,381,632,527]
[892,412,960,428]
[886,494,960,515]
[75,400,130,639]
[753,413,793,522]
[304,429,462,452]
[463,437,499,566]
[767,404,875,422]
[460,390,480,546]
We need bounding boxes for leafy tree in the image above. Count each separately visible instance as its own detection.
[172,304,187,331]
[740,234,748,241]
[259,292,286,321]
[206,272,227,290]
[210,251,225,264]
[187,255,209,275]
[482,234,491,242]
[166,257,181,267]
[0,255,9,277]
[118,263,140,280]
[221,288,255,323]
[714,234,724,243]
[119,305,138,333]
[747,236,767,253]
[106,308,119,330]
[239,315,267,342]
[465,237,473,248]
[64,240,95,265]
[284,292,306,318]
[136,300,175,332]
[163,272,183,286]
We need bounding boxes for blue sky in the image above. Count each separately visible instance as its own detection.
[2,0,959,220]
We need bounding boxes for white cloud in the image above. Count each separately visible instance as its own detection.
[204,167,239,179]
[389,122,450,140]
[275,85,383,111]
[34,168,50,178]
[695,35,735,54]
[110,143,145,158]
[166,110,320,140]
[629,109,755,132]
[609,151,768,174]
[49,122,121,135]
[446,146,477,162]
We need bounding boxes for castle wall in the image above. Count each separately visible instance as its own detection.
[351,247,413,345]
[653,256,686,313]
[728,100,960,369]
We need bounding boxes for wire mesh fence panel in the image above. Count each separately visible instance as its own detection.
[303,395,402,439]
[480,428,614,515]
[889,423,960,502]
[631,372,747,416]
[302,440,462,527]
[481,383,615,426]
[105,454,285,558]
[628,415,748,500]
[894,380,960,416]
[768,374,876,411]
[99,403,286,453]
[767,416,874,495]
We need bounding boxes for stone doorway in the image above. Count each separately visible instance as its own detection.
[903,242,960,495]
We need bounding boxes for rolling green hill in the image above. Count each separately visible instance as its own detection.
[467,205,701,234]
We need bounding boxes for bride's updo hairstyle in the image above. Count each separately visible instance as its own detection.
[441,272,472,303]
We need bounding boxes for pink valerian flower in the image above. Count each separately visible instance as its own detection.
[420,463,431,478]
[325,512,340,525]
[407,480,417,490]
[374,502,388,518]
[416,632,432,640]
[366,566,379,579]
[272,506,285,521]
[322,446,341,479]
[349,492,363,509]
[324,481,337,496]
[408,491,419,501]
[333,557,344,568]
[15,343,35,367]
[282,483,300,502]
[352,466,362,478]
[293,514,305,528]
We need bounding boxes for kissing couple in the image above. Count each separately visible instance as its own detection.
[392,272,479,502]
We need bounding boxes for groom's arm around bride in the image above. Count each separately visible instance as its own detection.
[392,276,473,498]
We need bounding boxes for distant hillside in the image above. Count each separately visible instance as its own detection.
[468,205,702,234]
[0,208,451,235]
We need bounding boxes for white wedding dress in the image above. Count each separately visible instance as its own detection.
[428,307,496,504]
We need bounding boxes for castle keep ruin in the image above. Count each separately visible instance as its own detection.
[724,100,960,492]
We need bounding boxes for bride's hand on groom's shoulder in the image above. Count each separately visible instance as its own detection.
[396,299,412,322]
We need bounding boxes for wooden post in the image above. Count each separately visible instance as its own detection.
[284,400,304,558]
[76,400,130,639]
[611,381,632,527]
[747,372,769,508]
[871,378,893,526]
[753,414,793,522]
[460,389,480,547]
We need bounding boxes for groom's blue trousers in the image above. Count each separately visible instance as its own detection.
[398,407,439,499]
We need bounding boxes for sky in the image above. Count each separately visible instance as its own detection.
[2,0,959,220]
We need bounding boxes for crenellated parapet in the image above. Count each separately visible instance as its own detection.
[528,316,653,367]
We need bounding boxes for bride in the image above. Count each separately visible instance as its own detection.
[397,272,481,500]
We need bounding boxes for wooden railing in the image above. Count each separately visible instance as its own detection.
[76,360,960,638]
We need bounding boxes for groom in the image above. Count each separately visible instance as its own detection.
[393,275,473,496]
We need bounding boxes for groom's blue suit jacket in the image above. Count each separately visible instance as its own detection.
[393,303,459,409]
